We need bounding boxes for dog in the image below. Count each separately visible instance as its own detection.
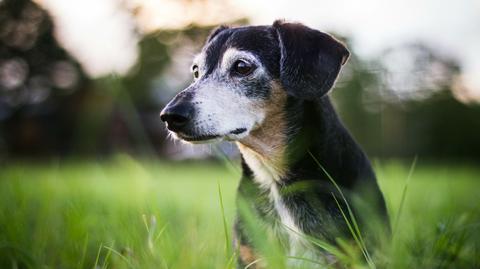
[160,20,387,268]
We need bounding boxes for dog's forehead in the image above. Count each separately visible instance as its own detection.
[200,26,279,76]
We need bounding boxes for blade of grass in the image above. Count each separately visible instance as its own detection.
[282,224,350,263]
[392,156,418,236]
[244,259,263,269]
[103,246,135,268]
[78,233,89,269]
[308,151,374,268]
[218,181,231,257]
[94,243,103,269]
[101,242,114,269]
[154,223,169,244]
[224,252,237,269]
[213,145,240,176]
[386,157,418,269]
[146,215,157,252]
[142,214,150,233]
[331,193,373,267]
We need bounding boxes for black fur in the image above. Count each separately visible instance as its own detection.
[201,22,349,100]
[273,20,350,100]
[209,22,387,267]
[203,30,232,76]
[206,25,229,43]
[235,97,387,260]
[164,21,388,268]
[202,26,280,81]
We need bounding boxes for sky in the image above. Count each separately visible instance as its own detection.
[36,0,139,76]
[35,0,480,98]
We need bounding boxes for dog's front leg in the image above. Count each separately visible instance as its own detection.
[233,219,264,269]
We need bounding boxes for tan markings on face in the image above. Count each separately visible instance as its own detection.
[236,80,288,187]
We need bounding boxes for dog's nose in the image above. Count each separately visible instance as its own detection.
[160,103,194,132]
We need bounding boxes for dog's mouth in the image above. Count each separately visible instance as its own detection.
[177,133,220,142]
[174,128,248,143]
[229,128,248,135]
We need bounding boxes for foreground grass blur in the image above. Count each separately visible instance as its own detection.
[0,155,479,268]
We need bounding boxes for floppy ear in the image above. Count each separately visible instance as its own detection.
[206,25,229,43]
[273,20,350,100]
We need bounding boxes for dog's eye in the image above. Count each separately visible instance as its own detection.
[192,65,199,79]
[232,60,254,76]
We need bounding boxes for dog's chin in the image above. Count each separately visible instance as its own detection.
[170,128,249,144]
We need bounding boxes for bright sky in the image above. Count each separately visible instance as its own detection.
[35,0,480,97]
[36,0,140,76]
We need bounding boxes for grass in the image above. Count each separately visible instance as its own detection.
[0,154,479,268]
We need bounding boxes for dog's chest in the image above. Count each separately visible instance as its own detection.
[240,150,304,241]
[238,148,333,267]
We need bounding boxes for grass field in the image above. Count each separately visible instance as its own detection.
[0,154,479,268]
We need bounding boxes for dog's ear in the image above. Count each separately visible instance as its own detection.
[272,20,349,100]
[207,25,229,43]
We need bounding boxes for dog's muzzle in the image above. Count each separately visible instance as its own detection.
[160,101,194,133]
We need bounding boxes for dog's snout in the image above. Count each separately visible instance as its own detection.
[160,102,194,132]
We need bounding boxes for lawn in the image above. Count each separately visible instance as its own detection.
[0,155,479,268]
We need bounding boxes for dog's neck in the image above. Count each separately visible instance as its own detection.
[236,95,347,189]
[236,120,288,187]
[236,95,314,188]
[236,84,291,187]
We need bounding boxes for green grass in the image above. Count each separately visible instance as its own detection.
[0,155,479,268]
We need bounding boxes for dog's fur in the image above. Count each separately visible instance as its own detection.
[160,21,387,268]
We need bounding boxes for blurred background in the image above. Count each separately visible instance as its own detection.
[1,0,480,161]
[1,0,480,268]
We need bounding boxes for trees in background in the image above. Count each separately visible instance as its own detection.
[334,42,480,159]
[0,0,479,160]
[0,0,88,156]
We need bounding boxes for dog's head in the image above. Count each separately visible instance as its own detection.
[160,21,349,143]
